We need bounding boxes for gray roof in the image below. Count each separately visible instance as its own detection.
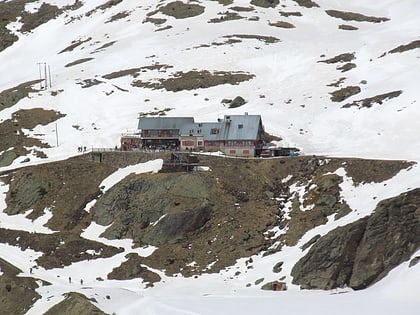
[138,114,263,141]
[182,115,263,141]
[138,117,194,130]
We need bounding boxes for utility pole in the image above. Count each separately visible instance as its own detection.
[37,62,44,89]
[55,123,59,147]
[44,63,47,89]
[48,65,52,88]
[37,62,51,90]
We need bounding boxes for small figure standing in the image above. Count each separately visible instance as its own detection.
[80,279,83,285]
[68,276,72,284]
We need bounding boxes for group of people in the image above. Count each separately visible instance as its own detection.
[77,146,87,152]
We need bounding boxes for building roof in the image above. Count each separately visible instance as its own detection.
[182,115,263,141]
[138,114,264,141]
[138,117,194,130]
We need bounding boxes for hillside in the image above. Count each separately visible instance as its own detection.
[0,0,419,314]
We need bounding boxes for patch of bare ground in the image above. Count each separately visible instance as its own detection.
[106,10,131,23]
[0,80,41,112]
[269,21,295,28]
[319,52,355,64]
[330,85,361,102]
[279,11,303,17]
[144,17,167,25]
[336,63,356,72]
[77,79,103,88]
[44,292,106,315]
[156,25,173,32]
[139,107,173,117]
[131,70,255,92]
[2,155,114,231]
[0,257,41,315]
[0,228,123,269]
[159,1,205,19]
[327,77,346,87]
[325,10,389,23]
[65,58,94,67]
[388,40,420,54]
[292,0,319,8]
[107,253,161,286]
[229,6,255,12]
[224,34,280,44]
[339,24,358,31]
[210,0,233,5]
[0,108,65,166]
[251,0,279,8]
[102,64,172,80]
[342,90,403,109]
[91,41,117,54]
[340,159,415,185]
[0,1,25,52]
[85,0,123,17]
[208,11,245,23]
[20,3,62,33]
[58,37,92,54]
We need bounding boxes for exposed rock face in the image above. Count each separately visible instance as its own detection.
[291,188,420,290]
[92,173,212,245]
[0,258,41,315]
[107,253,161,286]
[44,292,105,315]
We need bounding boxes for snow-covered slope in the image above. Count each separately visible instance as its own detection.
[0,0,419,314]
[1,0,419,163]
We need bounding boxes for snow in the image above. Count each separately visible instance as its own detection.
[99,159,163,192]
[0,0,419,314]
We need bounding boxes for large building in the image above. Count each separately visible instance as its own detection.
[121,114,266,157]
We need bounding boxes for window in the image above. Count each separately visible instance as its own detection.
[238,124,243,129]
[229,149,236,154]
[182,140,195,147]
[197,140,203,146]
[210,128,219,135]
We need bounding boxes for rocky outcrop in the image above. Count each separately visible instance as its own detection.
[0,258,41,315]
[44,292,105,315]
[107,253,161,286]
[92,173,212,245]
[291,188,420,290]
[143,202,211,245]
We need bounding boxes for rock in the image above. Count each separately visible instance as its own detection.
[291,188,420,290]
[272,261,283,273]
[142,202,211,245]
[229,96,246,108]
[91,173,211,244]
[300,234,321,251]
[261,281,287,291]
[44,292,105,315]
[409,256,420,268]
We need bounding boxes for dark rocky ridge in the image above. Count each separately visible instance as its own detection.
[291,188,420,290]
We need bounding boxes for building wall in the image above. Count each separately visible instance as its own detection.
[222,146,255,157]
[180,136,204,151]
